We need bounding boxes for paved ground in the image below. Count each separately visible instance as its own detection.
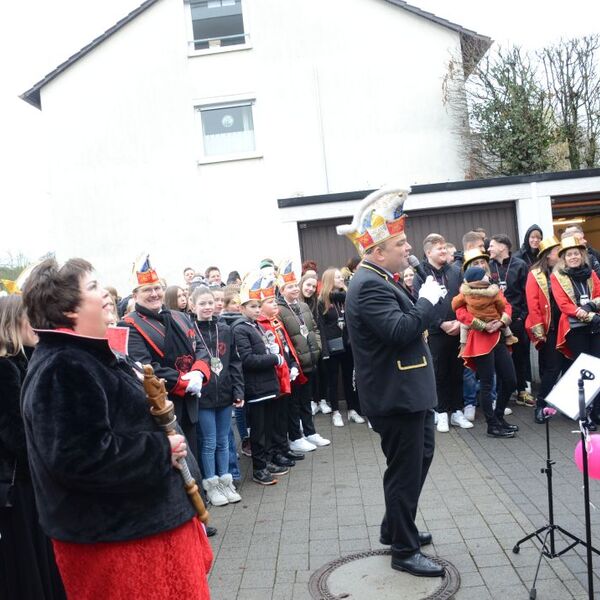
[207,403,600,599]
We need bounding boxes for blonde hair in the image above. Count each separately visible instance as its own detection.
[0,295,26,358]
[319,268,345,314]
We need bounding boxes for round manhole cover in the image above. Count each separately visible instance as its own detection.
[308,550,460,600]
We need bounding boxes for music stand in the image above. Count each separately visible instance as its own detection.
[512,354,600,600]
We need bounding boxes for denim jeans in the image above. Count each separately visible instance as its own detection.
[196,405,231,479]
[228,424,241,479]
[234,405,249,441]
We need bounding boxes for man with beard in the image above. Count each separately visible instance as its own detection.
[338,187,444,577]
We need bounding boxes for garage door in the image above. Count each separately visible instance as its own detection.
[298,202,518,269]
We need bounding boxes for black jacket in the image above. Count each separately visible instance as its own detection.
[232,319,280,403]
[0,354,30,482]
[276,299,321,373]
[120,307,209,425]
[412,261,462,335]
[345,262,438,417]
[514,224,543,267]
[21,331,198,543]
[317,291,351,358]
[489,254,529,320]
[194,319,244,409]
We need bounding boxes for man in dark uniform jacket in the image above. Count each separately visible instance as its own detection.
[119,258,211,457]
[338,187,445,577]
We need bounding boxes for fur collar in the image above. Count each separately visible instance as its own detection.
[460,282,499,298]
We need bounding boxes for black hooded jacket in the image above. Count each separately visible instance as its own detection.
[514,224,543,267]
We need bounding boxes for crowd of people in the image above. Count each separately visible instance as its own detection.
[2,209,600,595]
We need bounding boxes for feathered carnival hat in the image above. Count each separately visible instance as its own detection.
[239,271,264,304]
[0,262,41,295]
[260,276,277,301]
[336,185,410,254]
[131,253,160,291]
[277,259,298,290]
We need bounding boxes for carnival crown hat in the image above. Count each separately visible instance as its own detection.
[336,185,410,254]
[462,248,490,271]
[0,261,42,295]
[559,235,586,256]
[277,259,298,289]
[131,253,160,291]
[260,276,277,301]
[239,271,264,304]
[538,235,560,257]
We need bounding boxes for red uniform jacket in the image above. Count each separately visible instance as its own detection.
[453,290,512,372]
[550,270,600,358]
[525,269,552,349]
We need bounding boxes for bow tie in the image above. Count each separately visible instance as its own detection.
[392,273,401,283]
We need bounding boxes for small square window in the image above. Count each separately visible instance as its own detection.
[191,0,245,51]
[199,102,255,157]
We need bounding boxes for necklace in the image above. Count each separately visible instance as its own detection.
[195,320,222,376]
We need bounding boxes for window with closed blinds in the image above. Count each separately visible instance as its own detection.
[191,0,245,50]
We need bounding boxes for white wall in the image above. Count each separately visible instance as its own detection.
[38,0,468,292]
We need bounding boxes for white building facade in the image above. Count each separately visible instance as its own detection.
[22,0,490,290]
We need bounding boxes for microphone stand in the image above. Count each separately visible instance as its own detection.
[513,369,600,600]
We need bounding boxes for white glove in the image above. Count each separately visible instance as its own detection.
[418,276,444,305]
[182,370,204,397]
[290,366,299,381]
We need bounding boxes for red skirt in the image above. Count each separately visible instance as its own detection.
[52,518,213,600]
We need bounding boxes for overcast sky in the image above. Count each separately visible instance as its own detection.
[2,0,599,262]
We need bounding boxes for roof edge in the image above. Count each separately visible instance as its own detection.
[20,0,162,110]
[277,168,600,209]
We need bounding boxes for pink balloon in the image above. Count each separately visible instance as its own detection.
[574,435,600,480]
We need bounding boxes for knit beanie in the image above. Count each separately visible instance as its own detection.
[464,266,486,284]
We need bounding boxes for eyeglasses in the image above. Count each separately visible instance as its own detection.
[139,285,164,295]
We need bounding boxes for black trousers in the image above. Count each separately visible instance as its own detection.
[537,328,568,407]
[511,318,531,392]
[288,373,316,441]
[325,351,361,413]
[370,410,434,556]
[270,395,290,458]
[248,399,274,471]
[473,343,517,426]
[429,333,463,413]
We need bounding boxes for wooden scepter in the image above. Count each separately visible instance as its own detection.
[142,364,209,524]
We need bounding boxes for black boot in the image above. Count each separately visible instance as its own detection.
[487,423,515,438]
[498,417,519,432]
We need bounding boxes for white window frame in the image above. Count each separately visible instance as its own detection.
[194,96,263,165]
[184,0,252,58]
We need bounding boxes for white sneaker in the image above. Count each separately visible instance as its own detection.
[202,476,228,506]
[319,400,332,414]
[436,412,449,433]
[332,411,344,427]
[450,410,474,429]
[311,401,319,416]
[348,410,366,424]
[289,437,316,452]
[306,433,331,447]
[218,474,241,503]
[464,405,476,422]
[504,407,513,416]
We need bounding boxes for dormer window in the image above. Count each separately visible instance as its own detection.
[191,0,245,51]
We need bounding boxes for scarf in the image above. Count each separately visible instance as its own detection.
[564,264,592,283]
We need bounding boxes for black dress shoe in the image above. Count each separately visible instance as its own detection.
[285,450,305,461]
[391,551,445,577]
[487,425,515,438]
[273,454,295,468]
[205,526,217,537]
[534,408,546,424]
[499,418,519,432]
[379,531,432,547]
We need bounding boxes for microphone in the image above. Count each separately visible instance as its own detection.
[408,255,420,269]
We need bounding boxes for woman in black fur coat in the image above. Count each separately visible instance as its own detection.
[0,295,65,600]
[20,259,212,599]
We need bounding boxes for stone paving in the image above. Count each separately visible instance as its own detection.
[207,403,600,599]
